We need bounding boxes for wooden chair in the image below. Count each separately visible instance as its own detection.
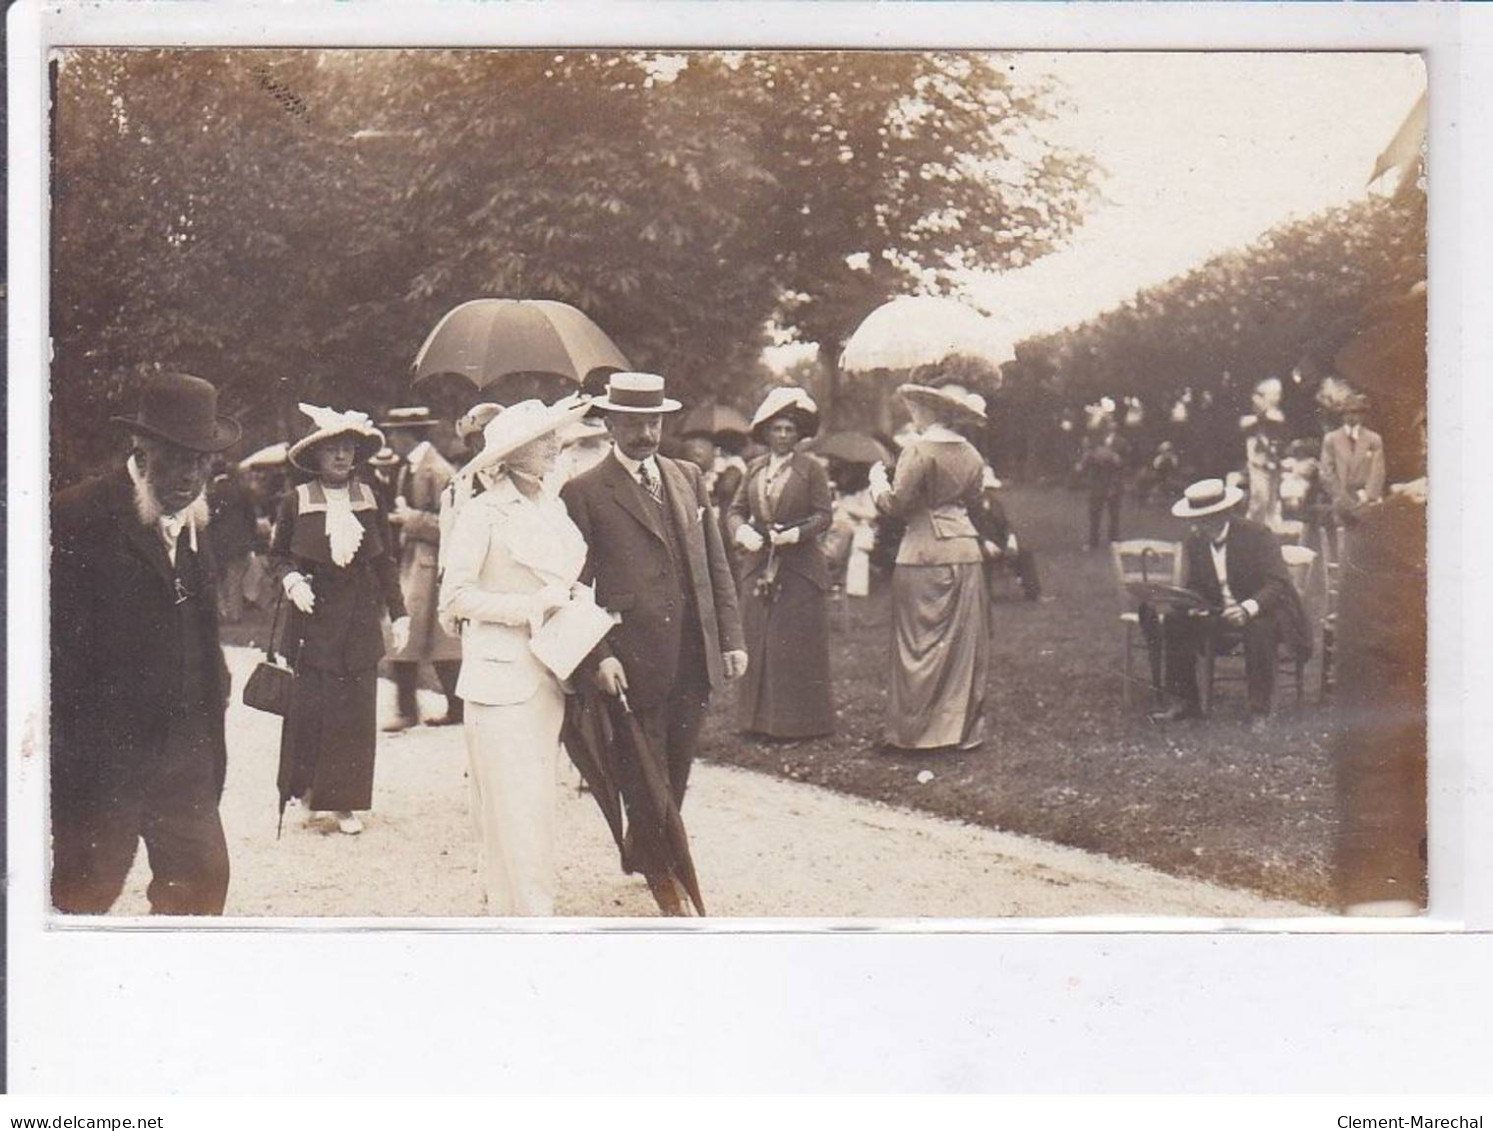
[1200,544,1317,713]
[1109,539,1184,708]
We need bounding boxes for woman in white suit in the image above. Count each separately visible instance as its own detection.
[438,397,593,915]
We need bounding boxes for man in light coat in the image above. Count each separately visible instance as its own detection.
[560,373,747,915]
[1319,394,1386,523]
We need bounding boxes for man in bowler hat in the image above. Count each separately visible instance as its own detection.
[51,372,240,913]
[561,373,747,915]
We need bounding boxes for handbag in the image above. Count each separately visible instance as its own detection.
[242,586,296,716]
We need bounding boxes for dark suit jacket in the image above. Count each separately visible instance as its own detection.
[1182,517,1312,659]
[725,451,833,590]
[51,468,231,806]
[561,450,745,708]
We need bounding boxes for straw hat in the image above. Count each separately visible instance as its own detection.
[287,404,385,472]
[898,383,988,426]
[1171,478,1246,519]
[589,372,681,414]
[749,386,820,442]
[379,405,440,430]
[459,396,593,479]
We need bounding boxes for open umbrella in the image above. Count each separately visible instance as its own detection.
[812,431,891,466]
[412,299,631,394]
[679,402,750,444]
[840,296,1015,374]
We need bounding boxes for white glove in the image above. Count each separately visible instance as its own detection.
[735,525,765,552]
[769,526,800,547]
[283,572,315,614]
[390,615,411,653]
[868,461,890,496]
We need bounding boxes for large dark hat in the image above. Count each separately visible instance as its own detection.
[111,371,241,453]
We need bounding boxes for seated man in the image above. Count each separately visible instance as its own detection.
[1145,478,1311,730]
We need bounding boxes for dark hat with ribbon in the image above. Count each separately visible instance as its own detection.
[111,371,241,453]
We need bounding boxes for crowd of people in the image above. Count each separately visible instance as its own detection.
[48,360,1422,920]
[51,367,1031,920]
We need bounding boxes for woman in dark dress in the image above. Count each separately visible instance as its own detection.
[726,387,835,739]
[270,405,410,835]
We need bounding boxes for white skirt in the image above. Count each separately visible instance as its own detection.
[463,680,566,916]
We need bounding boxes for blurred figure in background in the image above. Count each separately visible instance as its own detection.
[727,387,835,741]
[1333,409,1426,914]
[1320,392,1386,527]
[1241,377,1286,530]
[206,458,259,624]
[1077,422,1125,550]
[382,406,464,730]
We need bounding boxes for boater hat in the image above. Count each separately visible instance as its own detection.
[750,386,820,442]
[1171,477,1246,519]
[288,404,386,472]
[379,405,441,430]
[460,395,594,479]
[590,372,682,414]
[111,371,242,453]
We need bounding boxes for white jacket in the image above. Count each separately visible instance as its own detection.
[438,479,587,706]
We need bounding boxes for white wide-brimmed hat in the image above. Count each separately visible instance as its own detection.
[750,386,820,442]
[459,395,593,478]
[898,383,988,426]
[287,404,386,472]
[589,372,682,414]
[1171,477,1246,519]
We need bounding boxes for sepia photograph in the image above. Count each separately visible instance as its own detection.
[44,46,1429,922]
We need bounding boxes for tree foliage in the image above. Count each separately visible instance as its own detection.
[999,194,1427,478]
[50,48,1093,483]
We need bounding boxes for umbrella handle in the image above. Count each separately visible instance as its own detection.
[618,689,634,715]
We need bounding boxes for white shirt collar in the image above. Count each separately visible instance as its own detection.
[612,447,658,480]
[1212,521,1231,547]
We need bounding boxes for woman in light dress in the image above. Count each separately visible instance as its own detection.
[869,384,992,752]
[437,398,594,915]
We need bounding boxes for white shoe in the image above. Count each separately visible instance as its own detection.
[336,812,364,836]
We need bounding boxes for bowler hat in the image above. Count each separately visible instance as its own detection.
[111,372,241,453]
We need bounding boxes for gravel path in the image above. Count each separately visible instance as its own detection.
[113,648,1311,919]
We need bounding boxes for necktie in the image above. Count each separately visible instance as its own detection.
[638,462,662,504]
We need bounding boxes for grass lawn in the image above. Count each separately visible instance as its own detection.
[699,483,1339,908]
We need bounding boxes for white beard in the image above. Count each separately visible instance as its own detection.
[127,454,212,529]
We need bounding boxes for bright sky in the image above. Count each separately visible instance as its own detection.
[769,51,1426,367]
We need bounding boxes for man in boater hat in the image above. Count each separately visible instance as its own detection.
[560,373,746,915]
[1144,478,1311,731]
[50,372,240,913]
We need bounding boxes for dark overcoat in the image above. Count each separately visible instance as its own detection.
[51,469,231,809]
[561,451,745,709]
[1181,517,1312,660]
[725,451,835,737]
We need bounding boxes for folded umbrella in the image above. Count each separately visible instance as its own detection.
[560,690,627,856]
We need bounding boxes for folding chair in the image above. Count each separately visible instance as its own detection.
[1109,539,1184,708]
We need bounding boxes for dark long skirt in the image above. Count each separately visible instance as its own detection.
[279,665,378,812]
[886,562,990,750]
[738,569,834,738]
